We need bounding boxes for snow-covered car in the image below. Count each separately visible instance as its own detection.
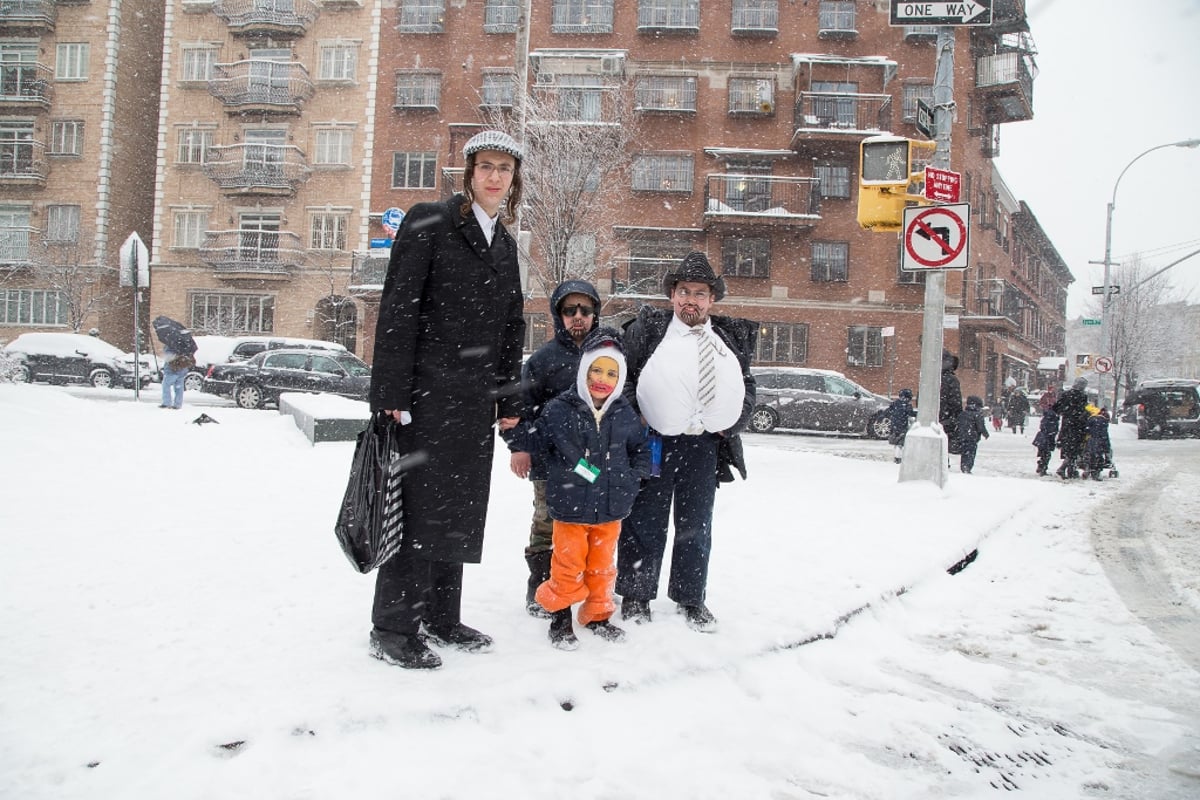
[748,366,892,438]
[185,335,347,394]
[203,348,371,409]
[3,332,154,389]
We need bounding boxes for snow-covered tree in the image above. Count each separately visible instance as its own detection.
[28,228,114,334]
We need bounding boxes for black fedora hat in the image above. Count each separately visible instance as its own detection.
[662,251,726,302]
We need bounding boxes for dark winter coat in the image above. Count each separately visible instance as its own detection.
[540,390,651,524]
[502,280,599,480]
[1006,391,1031,428]
[369,194,525,563]
[939,352,962,446]
[621,305,758,482]
[1033,408,1060,451]
[886,396,917,445]
[1052,388,1090,458]
[956,400,989,450]
[1085,412,1112,458]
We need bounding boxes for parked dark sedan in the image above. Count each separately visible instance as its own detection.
[203,349,371,409]
[748,366,892,438]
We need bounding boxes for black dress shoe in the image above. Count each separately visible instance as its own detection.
[369,628,441,670]
[585,619,626,643]
[620,597,652,624]
[679,603,718,633]
[422,622,494,653]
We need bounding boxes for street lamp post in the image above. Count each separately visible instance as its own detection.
[1096,138,1200,411]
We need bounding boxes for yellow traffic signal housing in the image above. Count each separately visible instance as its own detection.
[857,136,938,232]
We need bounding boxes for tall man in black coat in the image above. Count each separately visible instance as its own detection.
[939,350,963,453]
[368,130,527,670]
[616,252,757,633]
[1053,377,1091,479]
[503,279,601,617]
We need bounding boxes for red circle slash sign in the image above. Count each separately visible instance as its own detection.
[904,207,967,268]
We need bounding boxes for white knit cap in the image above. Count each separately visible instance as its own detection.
[463,130,523,162]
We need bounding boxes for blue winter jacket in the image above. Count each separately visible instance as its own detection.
[1033,408,1059,450]
[539,391,651,524]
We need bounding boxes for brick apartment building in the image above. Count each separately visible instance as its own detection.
[4,0,1072,405]
[1,0,164,348]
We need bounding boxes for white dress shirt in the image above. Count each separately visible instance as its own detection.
[636,315,745,436]
[471,202,497,246]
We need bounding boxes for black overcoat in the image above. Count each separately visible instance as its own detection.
[369,194,525,563]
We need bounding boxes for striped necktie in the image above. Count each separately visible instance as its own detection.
[693,327,716,408]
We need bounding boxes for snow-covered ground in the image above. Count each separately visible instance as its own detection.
[1,383,1198,799]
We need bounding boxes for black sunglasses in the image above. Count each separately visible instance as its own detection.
[561,304,596,318]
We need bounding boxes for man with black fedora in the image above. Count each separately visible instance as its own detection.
[616,251,757,632]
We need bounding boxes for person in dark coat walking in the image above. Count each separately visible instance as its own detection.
[1083,406,1112,481]
[1032,395,1060,476]
[503,279,601,617]
[886,388,917,463]
[955,395,989,473]
[1053,377,1091,480]
[1006,388,1031,434]
[616,252,757,633]
[939,350,963,454]
[534,329,651,649]
[367,130,527,670]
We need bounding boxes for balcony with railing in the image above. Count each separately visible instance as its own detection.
[731,1,778,36]
[203,143,311,195]
[208,60,315,115]
[0,61,53,110]
[975,50,1034,123]
[199,229,306,277]
[0,138,46,186]
[704,174,820,228]
[792,92,892,143]
[960,276,1024,333]
[988,0,1028,34]
[350,249,387,288]
[212,0,320,38]
[0,0,56,33]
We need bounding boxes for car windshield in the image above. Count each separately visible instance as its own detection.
[332,354,371,377]
[824,376,862,397]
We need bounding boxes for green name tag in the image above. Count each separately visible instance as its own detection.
[574,458,600,484]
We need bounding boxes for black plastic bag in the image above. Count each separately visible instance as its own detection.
[334,413,405,573]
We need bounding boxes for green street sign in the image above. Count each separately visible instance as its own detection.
[1082,318,1101,326]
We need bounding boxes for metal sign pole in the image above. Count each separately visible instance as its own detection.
[131,244,140,401]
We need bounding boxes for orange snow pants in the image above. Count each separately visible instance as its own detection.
[534,519,620,626]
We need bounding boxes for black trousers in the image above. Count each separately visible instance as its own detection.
[371,550,463,635]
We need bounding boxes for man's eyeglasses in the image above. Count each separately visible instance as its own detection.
[476,162,515,176]
[561,304,595,318]
[675,287,711,301]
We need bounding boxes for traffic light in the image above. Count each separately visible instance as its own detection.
[856,136,937,232]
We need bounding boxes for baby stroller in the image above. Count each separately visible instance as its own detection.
[1079,408,1119,481]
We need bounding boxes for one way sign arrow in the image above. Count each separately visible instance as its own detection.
[889,1,993,26]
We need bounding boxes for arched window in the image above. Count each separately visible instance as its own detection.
[315,295,357,354]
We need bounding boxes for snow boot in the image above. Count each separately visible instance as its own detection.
[585,618,626,643]
[548,608,578,651]
[369,628,441,670]
[525,551,552,618]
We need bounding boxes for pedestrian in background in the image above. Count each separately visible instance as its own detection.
[1006,388,1030,434]
[939,350,963,456]
[1032,393,1060,476]
[955,395,989,474]
[886,388,917,464]
[159,349,192,410]
[1083,406,1112,481]
[1053,377,1091,480]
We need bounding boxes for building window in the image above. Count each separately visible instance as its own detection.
[551,0,614,33]
[55,43,89,80]
[728,77,775,114]
[556,73,604,121]
[902,82,933,122]
[180,46,217,82]
[523,312,548,351]
[813,161,850,200]
[176,128,213,165]
[310,212,349,250]
[313,128,352,165]
[635,75,697,112]
[637,0,700,31]
[398,0,445,33]
[567,233,596,273]
[173,210,207,249]
[818,0,856,34]
[632,153,693,193]
[811,240,848,282]
[481,70,516,108]
[484,0,519,32]
[49,120,84,156]
[190,292,276,334]
[847,326,883,367]
[757,322,807,364]
[732,0,778,33]
[392,151,436,189]
[0,121,35,175]
[0,207,33,264]
[318,43,358,82]
[1,289,67,326]
[394,71,441,109]
[44,205,80,243]
[722,237,770,277]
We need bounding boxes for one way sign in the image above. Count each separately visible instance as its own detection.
[889,1,992,26]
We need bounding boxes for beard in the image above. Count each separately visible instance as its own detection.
[677,305,707,326]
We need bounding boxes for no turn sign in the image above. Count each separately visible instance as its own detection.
[902,203,971,271]
[1094,356,1113,374]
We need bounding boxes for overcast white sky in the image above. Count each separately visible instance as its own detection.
[994,0,1200,316]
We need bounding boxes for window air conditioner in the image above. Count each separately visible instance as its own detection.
[535,71,555,85]
[599,55,623,76]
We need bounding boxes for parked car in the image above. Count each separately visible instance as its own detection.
[748,366,892,438]
[1125,379,1200,439]
[2,332,155,389]
[186,335,348,394]
[203,348,371,409]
